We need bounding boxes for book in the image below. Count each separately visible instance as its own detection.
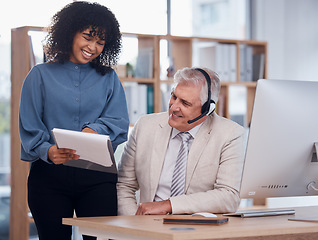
[163,215,229,225]
[252,53,265,81]
[222,43,230,82]
[229,44,237,82]
[245,45,253,82]
[51,128,116,173]
[197,42,221,79]
[124,83,148,124]
[239,44,246,82]
[134,47,153,78]
[147,85,154,114]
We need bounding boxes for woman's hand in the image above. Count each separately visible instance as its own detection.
[48,145,80,165]
[82,127,98,134]
[48,128,96,164]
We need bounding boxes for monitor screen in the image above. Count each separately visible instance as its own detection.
[240,79,318,199]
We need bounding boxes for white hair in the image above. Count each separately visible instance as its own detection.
[173,67,221,105]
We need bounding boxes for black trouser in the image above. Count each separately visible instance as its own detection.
[28,160,117,240]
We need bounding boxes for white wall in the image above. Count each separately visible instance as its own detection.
[250,0,318,208]
[251,0,318,81]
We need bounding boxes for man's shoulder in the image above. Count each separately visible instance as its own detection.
[133,112,169,138]
[138,112,168,124]
[210,114,244,133]
[133,112,169,133]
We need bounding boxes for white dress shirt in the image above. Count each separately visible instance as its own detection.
[154,124,202,201]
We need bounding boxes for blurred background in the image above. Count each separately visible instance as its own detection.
[1,0,318,239]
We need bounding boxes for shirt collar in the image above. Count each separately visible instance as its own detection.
[63,61,91,70]
[171,123,203,140]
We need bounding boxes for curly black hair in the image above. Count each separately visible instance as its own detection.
[45,1,122,75]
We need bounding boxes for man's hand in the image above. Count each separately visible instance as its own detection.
[135,200,172,215]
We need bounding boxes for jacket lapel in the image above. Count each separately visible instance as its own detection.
[149,117,172,200]
[185,115,214,192]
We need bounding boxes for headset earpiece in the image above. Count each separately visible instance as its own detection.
[201,99,215,115]
[207,100,216,115]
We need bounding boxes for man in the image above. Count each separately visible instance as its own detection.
[117,67,245,215]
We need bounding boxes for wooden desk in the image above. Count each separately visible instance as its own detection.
[63,206,318,240]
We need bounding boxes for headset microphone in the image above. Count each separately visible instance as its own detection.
[187,68,216,124]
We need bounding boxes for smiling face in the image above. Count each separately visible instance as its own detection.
[69,27,105,64]
[168,81,207,132]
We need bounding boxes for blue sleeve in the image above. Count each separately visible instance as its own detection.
[19,67,53,163]
[82,71,129,151]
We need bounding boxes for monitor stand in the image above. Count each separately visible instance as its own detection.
[288,143,318,222]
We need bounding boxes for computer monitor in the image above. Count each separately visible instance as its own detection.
[240,79,318,200]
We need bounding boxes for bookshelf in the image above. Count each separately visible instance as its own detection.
[10,26,267,240]
[118,33,267,125]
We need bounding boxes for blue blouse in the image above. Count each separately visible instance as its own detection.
[19,61,129,163]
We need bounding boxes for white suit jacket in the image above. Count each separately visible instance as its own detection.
[117,112,245,215]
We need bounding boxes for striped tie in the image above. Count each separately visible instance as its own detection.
[170,132,192,197]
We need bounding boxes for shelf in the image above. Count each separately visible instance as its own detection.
[119,32,267,124]
[120,77,156,84]
[221,81,257,87]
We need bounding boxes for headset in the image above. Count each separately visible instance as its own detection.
[187,68,216,124]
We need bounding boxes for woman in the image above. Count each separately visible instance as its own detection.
[19,2,129,240]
